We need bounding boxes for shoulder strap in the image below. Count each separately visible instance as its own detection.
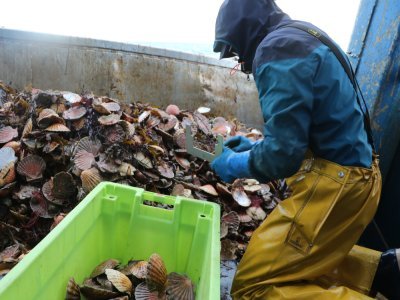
[284,22,375,151]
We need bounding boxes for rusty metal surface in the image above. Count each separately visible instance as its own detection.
[0,28,263,129]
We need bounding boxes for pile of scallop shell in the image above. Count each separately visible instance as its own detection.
[0,81,291,275]
[66,253,194,300]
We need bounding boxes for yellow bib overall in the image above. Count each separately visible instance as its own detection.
[231,156,382,299]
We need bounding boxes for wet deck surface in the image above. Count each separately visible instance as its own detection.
[220,260,238,300]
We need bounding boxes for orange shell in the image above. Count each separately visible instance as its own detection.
[45,123,71,132]
[146,253,167,294]
[80,167,102,193]
[105,268,132,295]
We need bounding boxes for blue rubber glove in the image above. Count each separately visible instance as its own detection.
[211,147,252,183]
[224,136,261,152]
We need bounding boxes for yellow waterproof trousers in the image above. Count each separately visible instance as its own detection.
[231,157,382,299]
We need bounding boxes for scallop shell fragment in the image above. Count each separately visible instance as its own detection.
[17,155,46,182]
[105,268,132,295]
[146,253,167,295]
[80,167,103,193]
[65,277,80,300]
[199,184,218,197]
[0,126,18,144]
[166,272,195,300]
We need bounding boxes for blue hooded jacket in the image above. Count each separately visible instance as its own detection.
[214,0,372,182]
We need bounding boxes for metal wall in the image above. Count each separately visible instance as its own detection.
[0,29,263,129]
[348,0,400,250]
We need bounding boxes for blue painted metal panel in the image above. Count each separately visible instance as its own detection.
[349,0,400,250]
[349,0,400,180]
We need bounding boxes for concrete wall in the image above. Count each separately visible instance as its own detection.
[0,29,263,129]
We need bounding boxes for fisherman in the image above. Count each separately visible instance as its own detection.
[211,0,399,299]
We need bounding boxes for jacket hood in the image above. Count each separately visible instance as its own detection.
[214,0,291,73]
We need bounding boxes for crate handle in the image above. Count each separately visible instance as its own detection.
[141,191,177,207]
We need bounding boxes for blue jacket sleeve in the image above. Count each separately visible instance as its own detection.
[249,54,317,182]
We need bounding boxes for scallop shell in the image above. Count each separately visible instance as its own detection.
[105,268,132,295]
[220,222,229,239]
[72,118,86,131]
[0,126,18,144]
[134,152,153,169]
[104,124,125,144]
[102,101,120,112]
[17,155,46,182]
[221,211,240,231]
[130,260,148,279]
[199,184,218,197]
[238,212,253,223]
[166,272,195,300]
[174,154,190,170]
[52,171,76,199]
[118,120,135,137]
[173,129,186,149]
[63,92,82,104]
[81,278,120,299]
[98,114,120,126]
[193,112,212,135]
[135,282,160,300]
[42,180,58,204]
[157,161,174,179]
[37,108,65,127]
[90,259,120,278]
[21,118,33,138]
[232,180,251,207]
[196,106,210,114]
[43,141,60,153]
[158,115,178,132]
[62,106,87,120]
[75,137,101,156]
[74,150,95,171]
[119,162,136,176]
[0,162,16,187]
[92,98,111,114]
[2,141,20,154]
[138,110,151,123]
[146,253,167,294]
[215,183,232,197]
[80,167,102,193]
[45,123,71,132]
[246,206,267,221]
[65,277,80,300]
[0,147,17,170]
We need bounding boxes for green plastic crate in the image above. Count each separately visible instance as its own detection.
[0,182,221,299]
